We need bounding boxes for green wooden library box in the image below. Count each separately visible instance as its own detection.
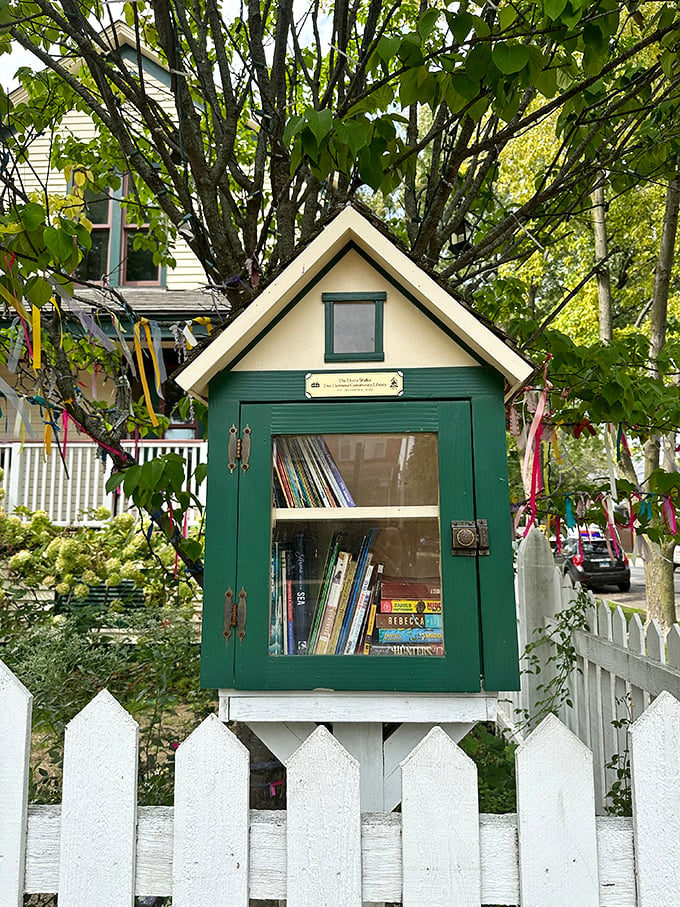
[179,207,533,694]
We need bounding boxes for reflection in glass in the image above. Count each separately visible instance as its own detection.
[270,433,444,658]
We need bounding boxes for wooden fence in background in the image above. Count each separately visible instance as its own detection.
[3,658,680,906]
[501,528,680,813]
[0,440,207,525]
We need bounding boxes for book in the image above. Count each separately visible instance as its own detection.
[375,612,442,629]
[369,643,445,656]
[272,435,355,509]
[361,564,382,654]
[381,579,441,599]
[314,550,351,654]
[269,542,283,655]
[380,598,442,613]
[377,627,444,644]
[292,531,308,654]
[315,436,355,506]
[342,562,375,654]
[335,529,375,653]
[307,534,340,652]
[328,560,357,654]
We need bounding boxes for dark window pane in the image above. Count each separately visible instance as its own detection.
[77,229,110,282]
[83,187,110,225]
[124,231,158,282]
[333,302,376,353]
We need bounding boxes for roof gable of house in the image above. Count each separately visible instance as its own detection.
[178,206,534,400]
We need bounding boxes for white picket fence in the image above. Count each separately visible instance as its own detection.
[501,528,680,813]
[3,659,680,905]
[0,440,207,524]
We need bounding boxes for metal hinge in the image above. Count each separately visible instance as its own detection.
[451,519,489,556]
[223,586,247,640]
[227,424,251,473]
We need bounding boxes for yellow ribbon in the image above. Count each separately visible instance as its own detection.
[44,416,52,460]
[32,305,41,371]
[134,321,159,427]
[0,284,29,322]
[194,316,213,334]
[552,429,562,464]
[140,318,163,395]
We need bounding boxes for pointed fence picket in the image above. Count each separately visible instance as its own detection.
[500,528,680,813]
[3,659,680,904]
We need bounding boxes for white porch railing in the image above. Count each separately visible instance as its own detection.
[2,657,680,904]
[501,528,680,813]
[0,440,207,525]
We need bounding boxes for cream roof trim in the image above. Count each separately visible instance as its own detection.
[178,207,534,400]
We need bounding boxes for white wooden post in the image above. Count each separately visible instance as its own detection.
[4,443,20,515]
[401,726,480,906]
[515,528,557,726]
[628,613,647,719]
[629,690,680,904]
[58,690,138,907]
[516,713,599,906]
[173,714,249,906]
[0,660,32,907]
[286,726,362,907]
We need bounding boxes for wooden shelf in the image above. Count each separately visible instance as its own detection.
[273,505,439,521]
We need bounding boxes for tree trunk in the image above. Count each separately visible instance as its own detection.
[591,177,612,343]
[643,174,680,629]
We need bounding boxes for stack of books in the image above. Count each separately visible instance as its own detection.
[273,436,355,508]
[369,579,444,656]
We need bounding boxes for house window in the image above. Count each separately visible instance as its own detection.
[323,291,385,362]
[76,178,161,287]
[121,186,160,285]
[78,186,112,283]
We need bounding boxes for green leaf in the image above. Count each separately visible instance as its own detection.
[448,10,474,45]
[282,115,304,145]
[24,275,53,307]
[122,465,142,497]
[358,143,386,191]
[20,202,45,232]
[451,71,479,101]
[499,6,518,30]
[418,8,439,40]
[43,226,75,263]
[105,471,125,494]
[465,43,493,82]
[492,43,530,75]
[376,35,400,63]
[544,0,568,20]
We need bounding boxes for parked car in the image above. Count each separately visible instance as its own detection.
[556,536,631,592]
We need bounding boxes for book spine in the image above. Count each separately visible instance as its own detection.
[375,613,443,629]
[306,535,339,652]
[377,628,444,643]
[298,436,333,507]
[314,551,350,654]
[335,530,373,653]
[361,565,382,654]
[268,542,282,655]
[369,644,445,656]
[293,531,308,654]
[286,577,294,653]
[380,598,442,613]
[328,560,356,654]
[280,547,289,655]
[316,435,355,506]
[343,563,374,654]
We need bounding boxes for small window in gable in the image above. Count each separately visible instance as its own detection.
[323,291,385,362]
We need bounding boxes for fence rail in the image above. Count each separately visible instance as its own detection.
[2,657,680,905]
[0,440,207,525]
[501,528,680,813]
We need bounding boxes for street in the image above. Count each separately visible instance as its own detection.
[599,564,680,615]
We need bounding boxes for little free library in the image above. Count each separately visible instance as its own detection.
[179,205,534,711]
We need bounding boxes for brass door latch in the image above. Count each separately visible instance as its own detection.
[451,520,489,556]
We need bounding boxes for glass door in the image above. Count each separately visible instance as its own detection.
[234,401,481,691]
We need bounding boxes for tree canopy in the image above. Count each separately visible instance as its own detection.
[3,1,680,598]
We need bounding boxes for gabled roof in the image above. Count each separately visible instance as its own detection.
[178,206,535,400]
